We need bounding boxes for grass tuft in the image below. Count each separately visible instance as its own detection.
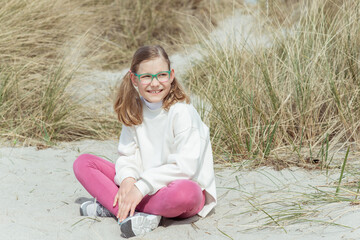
[186,0,360,164]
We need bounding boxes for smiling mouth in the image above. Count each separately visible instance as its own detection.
[147,90,163,94]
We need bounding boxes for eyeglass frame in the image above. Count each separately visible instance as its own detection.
[130,70,172,85]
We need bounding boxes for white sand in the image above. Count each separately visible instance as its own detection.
[1,140,360,240]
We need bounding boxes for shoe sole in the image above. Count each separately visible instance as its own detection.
[120,220,136,238]
[120,213,161,238]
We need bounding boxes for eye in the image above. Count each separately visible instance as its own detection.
[140,75,152,79]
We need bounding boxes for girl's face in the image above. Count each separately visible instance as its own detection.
[131,57,175,103]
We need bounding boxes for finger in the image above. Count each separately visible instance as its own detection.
[120,204,131,222]
[117,208,121,219]
[119,203,127,221]
[118,203,125,221]
[118,197,128,220]
[117,200,123,219]
[113,195,118,207]
[118,194,127,208]
[116,197,123,219]
[130,204,136,217]
[117,203,123,219]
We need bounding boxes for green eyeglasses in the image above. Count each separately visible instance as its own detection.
[132,70,171,85]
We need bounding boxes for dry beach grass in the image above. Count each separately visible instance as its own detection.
[0,0,235,145]
[186,0,360,167]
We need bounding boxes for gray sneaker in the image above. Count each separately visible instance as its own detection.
[119,212,161,238]
[80,200,114,217]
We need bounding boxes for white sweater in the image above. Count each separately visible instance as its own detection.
[114,101,217,217]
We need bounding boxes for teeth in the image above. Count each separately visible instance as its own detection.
[150,90,161,93]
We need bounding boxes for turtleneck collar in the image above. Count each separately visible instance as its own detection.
[141,96,163,110]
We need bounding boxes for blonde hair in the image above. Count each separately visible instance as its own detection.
[114,45,190,126]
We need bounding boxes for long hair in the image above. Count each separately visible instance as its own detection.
[114,45,190,126]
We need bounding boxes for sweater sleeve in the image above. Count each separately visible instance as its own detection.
[134,105,205,196]
[114,126,142,186]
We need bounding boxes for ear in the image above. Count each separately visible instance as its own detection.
[169,69,175,83]
[130,73,138,87]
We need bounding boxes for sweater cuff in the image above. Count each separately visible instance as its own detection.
[114,171,138,186]
[134,179,152,197]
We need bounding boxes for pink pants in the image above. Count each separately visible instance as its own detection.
[73,154,205,218]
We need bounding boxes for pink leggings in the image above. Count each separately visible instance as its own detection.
[73,154,205,218]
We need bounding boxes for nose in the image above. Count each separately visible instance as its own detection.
[150,77,160,87]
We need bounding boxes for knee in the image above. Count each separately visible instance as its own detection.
[73,153,96,177]
[169,180,203,208]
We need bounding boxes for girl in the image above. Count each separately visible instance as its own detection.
[73,45,217,238]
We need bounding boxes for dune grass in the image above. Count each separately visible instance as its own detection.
[216,149,360,232]
[185,0,360,165]
[0,0,113,145]
[0,0,235,146]
[258,0,302,26]
[86,0,238,69]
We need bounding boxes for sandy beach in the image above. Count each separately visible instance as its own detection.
[1,140,360,240]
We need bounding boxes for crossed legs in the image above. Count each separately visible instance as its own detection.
[73,154,205,218]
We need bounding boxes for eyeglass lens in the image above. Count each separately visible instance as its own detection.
[140,72,170,84]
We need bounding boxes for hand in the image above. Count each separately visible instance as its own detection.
[117,185,143,222]
[113,177,136,210]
